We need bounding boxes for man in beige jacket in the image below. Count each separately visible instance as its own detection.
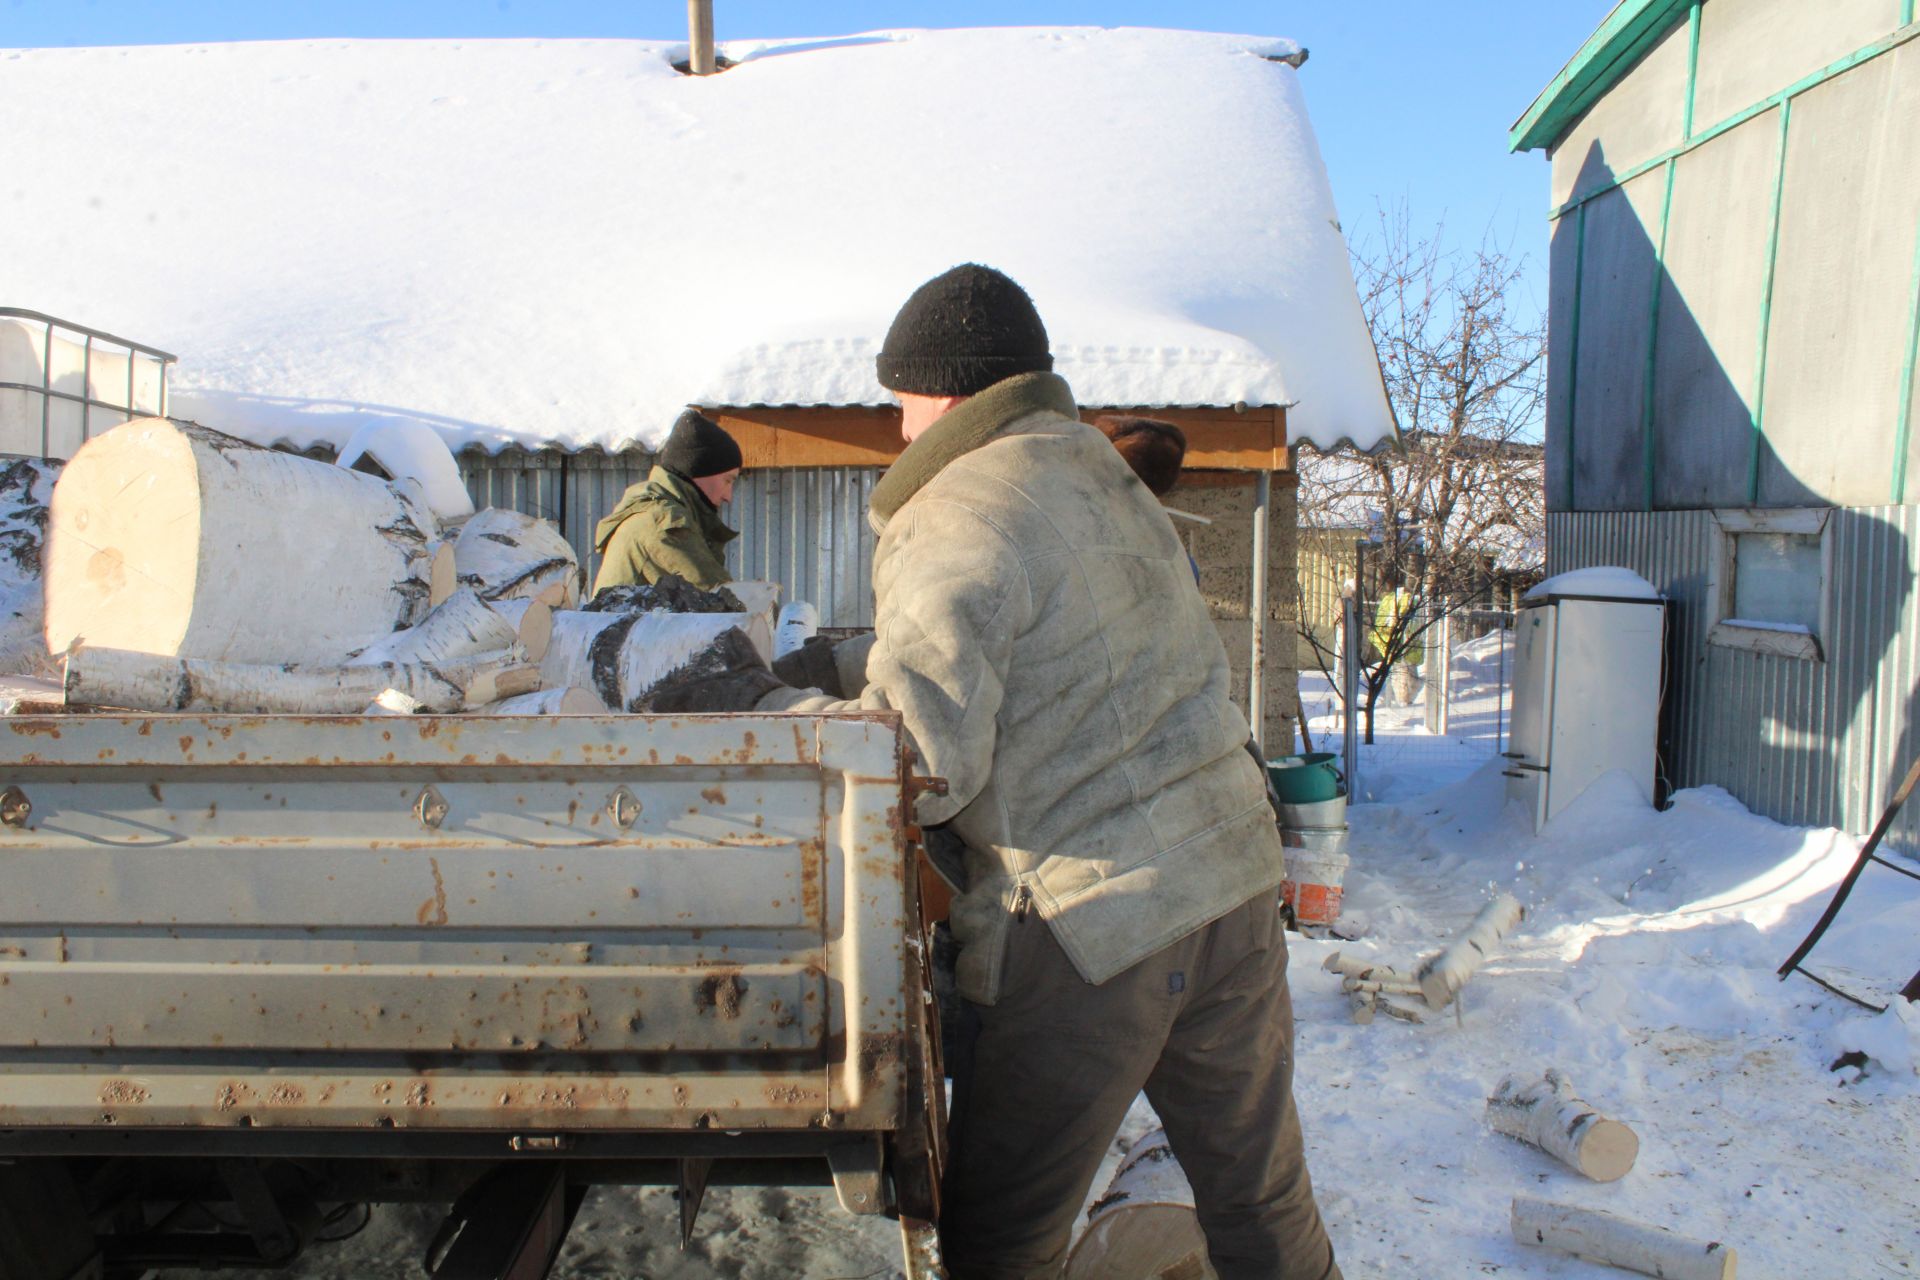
[649,264,1340,1280]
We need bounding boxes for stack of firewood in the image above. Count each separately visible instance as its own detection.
[20,418,792,716]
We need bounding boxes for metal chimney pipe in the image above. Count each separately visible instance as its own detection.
[687,0,715,75]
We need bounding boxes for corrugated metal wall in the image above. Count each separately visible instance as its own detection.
[1549,506,1919,846]
[458,448,881,627]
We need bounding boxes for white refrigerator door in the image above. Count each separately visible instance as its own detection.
[1544,599,1664,822]
[1508,604,1556,768]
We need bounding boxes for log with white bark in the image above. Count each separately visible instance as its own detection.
[539,610,772,712]
[1063,1130,1217,1280]
[726,579,781,621]
[1343,977,1426,997]
[0,458,58,677]
[44,419,439,664]
[1487,1070,1638,1182]
[485,597,555,663]
[346,589,517,667]
[773,600,819,659]
[474,687,606,715]
[451,508,578,606]
[1416,893,1524,1009]
[1376,998,1425,1024]
[66,645,538,714]
[1322,952,1411,983]
[1348,989,1377,1024]
[1511,1198,1735,1280]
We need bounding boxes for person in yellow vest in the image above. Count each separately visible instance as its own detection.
[1369,577,1425,705]
[591,409,741,593]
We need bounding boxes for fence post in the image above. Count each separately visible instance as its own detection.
[1434,606,1451,737]
[1342,592,1360,800]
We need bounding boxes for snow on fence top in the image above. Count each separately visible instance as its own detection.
[2,28,1394,455]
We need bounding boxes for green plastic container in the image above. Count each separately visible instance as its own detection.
[1266,752,1344,804]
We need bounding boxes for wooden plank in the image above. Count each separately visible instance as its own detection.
[705,403,1291,472]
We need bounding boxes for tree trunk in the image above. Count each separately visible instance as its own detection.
[66,645,536,714]
[474,687,606,715]
[45,419,438,664]
[1486,1070,1638,1182]
[1415,893,1523,1009]
[451,508,578,607]
[538,611,768,713]
[346,589,516,667]
[1510,1198,1735,1280]
[1063,1130,1216,1280]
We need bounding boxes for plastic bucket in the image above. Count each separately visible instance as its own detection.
[1280,845,1348,926]
[1267,753,1343,803]
[1276,794,1347,830]
[1280,825,1348,855]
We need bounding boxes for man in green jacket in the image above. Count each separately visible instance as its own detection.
[591,408,742,593]
[646,265,1341,1280]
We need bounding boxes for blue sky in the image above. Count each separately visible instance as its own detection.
[4,1,1610,318]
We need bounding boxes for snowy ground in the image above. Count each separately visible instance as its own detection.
[200,642,1920,1278]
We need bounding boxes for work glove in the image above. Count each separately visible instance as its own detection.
[629,627,787,713]
[771,634,848,698]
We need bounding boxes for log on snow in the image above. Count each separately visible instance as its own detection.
[1487,1070,1638,1182]
[1416,893,1524,1009]
[1322,951,1411,983]
[1343,977,1426,997]
[1063,1130,1217,1280]
[66,645,537,714]
[473,687,606,715]
[1511,1197,1735,1280]
[346,589,517,667]
[45,419,439,664]
[539,610,771,712]
[451,508,578,606]
[1348,990,1376,1024]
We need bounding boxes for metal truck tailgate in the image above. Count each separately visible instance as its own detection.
[0,712,914,1135]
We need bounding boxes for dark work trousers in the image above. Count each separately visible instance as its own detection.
[940,887,1342,1280]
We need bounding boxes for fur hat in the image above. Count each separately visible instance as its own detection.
[1095,415,1187,496]
[658,408,742,479]
[876,264,1053,397]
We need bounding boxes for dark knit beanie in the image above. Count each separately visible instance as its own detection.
[876,264,1053,397]
[658,408,742,479]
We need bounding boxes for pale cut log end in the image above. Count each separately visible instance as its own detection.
[1575,1119,1640,1183]
[535,581,569,609]
[429,544,457,608]
[517,600,554,664]
[1348,990,1376,1024]
[465,665,543,707]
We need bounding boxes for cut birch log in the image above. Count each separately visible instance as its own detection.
[726,579,781,621]
[1511,1198,1735,1280]
[1322,952,1411,983]
[1343,977,1426,997]
[474,687,606,715]
[0,458,58,677]
[366,689,425,715]
[485,597,555,663]
[451,508,579,606]
[1376,999,1425,1024]
[346,589,517,667]
[539,610,770,713]
[1063,1130,1217,1280]
[1487,1070,1638,1182]
[1348,989,1376,1024]
[774,600,819,659]
[66,645,536,715]
[1416,893,1524,1009]
[44,419,439,664]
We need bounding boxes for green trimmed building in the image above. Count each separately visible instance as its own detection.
[1513,0,1920,839]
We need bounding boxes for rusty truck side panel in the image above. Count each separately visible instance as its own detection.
[0,712,913,1135]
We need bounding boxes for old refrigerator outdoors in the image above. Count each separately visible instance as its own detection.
[1504,586,1667,831]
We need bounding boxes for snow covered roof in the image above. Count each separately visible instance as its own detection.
[2,28,1394,456]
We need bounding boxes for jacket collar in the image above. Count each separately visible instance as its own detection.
[869,372,1078,527]
[651,465,739,545]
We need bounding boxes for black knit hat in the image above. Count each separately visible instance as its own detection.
[876,264,1053,397]
[658,408,742,479]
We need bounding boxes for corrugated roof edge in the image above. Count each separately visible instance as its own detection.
[1509,0,1694,154]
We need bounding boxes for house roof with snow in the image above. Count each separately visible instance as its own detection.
[2,27,1395,457]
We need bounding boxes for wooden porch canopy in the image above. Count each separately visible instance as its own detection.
[705,403,1293,475]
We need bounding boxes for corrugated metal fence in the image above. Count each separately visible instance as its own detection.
[458,449,881,627]
[1549,505,1919,847]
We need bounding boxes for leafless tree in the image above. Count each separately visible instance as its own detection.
[1297,206,1547,743]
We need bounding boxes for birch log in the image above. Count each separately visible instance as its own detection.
[1487,1070,1638,1181]
[1063,1130,1217,1280]
[1324,952,1413,984]
[474,687,606,715]
[1511,1198,1735,1280]
[774,600,819,659]
[451,508,579,606]
[45,419,438,664]
[539,611,769,713]
[346,589,516,667]
[1416,894,1524,1009]
[66,646,537,714]
[726,579,781,621]
[0,458,58,677]
[1348,990,1376,1024]
[486,597,555,663]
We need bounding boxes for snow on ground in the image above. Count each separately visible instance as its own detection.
[195,644,1920,1278]
[2,28,1394,456]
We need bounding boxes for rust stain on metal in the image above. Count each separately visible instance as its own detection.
[701,785,727,805]
[267,1083,306,1106]
[9,722,62,738]
[696,971,747,1020]
[177,734,194,754]
[416,856,449,926]
[215,1081,254,1112]
[405,1082,432,1108]
[99,1080,150,1105]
